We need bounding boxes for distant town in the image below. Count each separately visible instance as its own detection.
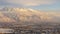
[0,23,60,34]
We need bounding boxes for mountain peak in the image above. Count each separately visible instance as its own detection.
[0,7,36,12]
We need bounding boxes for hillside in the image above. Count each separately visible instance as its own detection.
[0,7,60,26]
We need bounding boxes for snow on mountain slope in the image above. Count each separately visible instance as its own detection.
[0,7,60,25]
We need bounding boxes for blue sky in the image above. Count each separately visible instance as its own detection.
[0,0,60,11]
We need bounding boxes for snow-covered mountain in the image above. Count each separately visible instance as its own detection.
[0,7,60,25]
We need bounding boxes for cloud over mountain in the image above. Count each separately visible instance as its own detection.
[0,0,57,6]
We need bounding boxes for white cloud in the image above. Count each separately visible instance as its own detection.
[5,0,56,6]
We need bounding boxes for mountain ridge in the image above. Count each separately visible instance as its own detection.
[0,7,60,25]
